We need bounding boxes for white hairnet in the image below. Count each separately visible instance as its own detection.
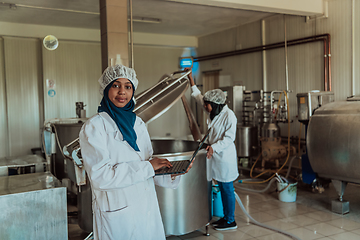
[203,89,226,104]
[98,64,139,95]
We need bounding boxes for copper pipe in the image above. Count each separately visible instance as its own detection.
[327,34,332,91]
[324,38,328,91]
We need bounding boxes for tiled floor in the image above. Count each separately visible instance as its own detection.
[69,180,360,240]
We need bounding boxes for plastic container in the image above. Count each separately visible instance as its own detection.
[276,182,298,202]
[212,185,224,217]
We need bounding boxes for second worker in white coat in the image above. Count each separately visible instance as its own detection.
[187,69,239,231]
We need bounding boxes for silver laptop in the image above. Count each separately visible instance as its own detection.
[155,130,210,176]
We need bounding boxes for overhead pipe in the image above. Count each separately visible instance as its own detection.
[261,19,267,92]
[328,34,332,91]
[194,34,332,91]
[351,0,355,95]
[324,39,328,91]
[284,15,289,91]
[128,0,134,68]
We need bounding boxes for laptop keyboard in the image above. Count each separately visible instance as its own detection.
[155,160,189,174]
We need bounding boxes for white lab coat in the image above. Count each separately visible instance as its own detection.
[79,112,180,240]
[191,85,239,182]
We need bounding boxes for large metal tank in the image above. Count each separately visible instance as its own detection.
[237,125,258,157]
[152,140,211,236]
[307,100,360,183]
[52,121,85,180]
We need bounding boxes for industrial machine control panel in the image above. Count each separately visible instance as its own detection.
[296,91,334,123]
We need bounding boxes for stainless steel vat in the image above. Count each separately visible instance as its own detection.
[152,139,211,236]
[261,122,281,138]
[237,125,258,157]
[0,172,67,240]
[307,101,360,183]
[77,176,93,233]
[52,122,84,180]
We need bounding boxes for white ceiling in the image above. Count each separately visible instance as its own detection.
[0,0,275,37]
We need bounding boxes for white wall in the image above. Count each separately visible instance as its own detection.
[0,28,194,157]
[196,0,360,138]
[2,37,43,157]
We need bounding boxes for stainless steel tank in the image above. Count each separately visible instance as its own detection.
[261,122,281,138]
[77,176,92,232]
[52,122,84,180]
[307,100,360,183]
[237,125,258,157]
[49,121,93,232]
[152,140,211,236]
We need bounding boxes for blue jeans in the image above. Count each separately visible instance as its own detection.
[217,181,235,223]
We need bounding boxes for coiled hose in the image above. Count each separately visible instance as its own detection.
[236,155,298,193]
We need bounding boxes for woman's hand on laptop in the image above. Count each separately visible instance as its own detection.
[150,157,172,170]
[171,161,193,179]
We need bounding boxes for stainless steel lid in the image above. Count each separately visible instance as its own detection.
[134,70,191,123]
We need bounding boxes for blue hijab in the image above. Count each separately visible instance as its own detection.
[98,80,140,151]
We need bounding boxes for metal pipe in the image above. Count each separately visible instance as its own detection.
[15,3,99,15]
[328,34,332,91]
[261,19,267,92]
[129,0,134,68]
[270,90,285,113]
[194,34,332,92]
[284,15,289,91]
[193,34,331,62]
[352,0,355,95]
[323,39,328,92]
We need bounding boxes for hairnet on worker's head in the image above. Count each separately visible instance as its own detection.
[203,89,226,104]
[98,64,139,95]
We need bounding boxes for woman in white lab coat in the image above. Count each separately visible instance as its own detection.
[187,69,239,231]
[79,64,185,240]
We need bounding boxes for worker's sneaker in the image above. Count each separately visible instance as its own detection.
[211,217,226,226]
[214,220,237,231]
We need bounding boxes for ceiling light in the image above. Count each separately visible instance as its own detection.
[129,17,162,24]
[0,2,162,24]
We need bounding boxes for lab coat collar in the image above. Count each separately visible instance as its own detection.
[99,112,143,157]
[99,112,141,135]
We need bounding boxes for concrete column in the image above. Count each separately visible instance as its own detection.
[99,0,129,71]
